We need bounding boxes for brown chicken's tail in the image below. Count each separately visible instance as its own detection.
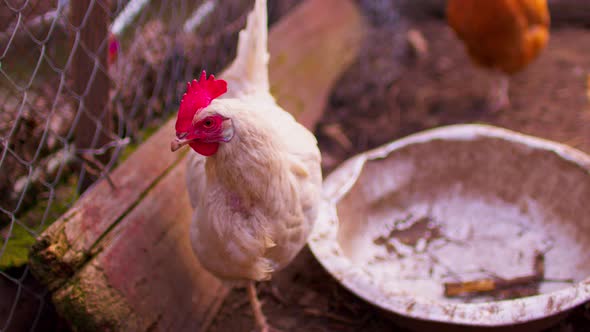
[522,25,549,65]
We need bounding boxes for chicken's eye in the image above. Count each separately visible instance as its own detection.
[203,119,214,128]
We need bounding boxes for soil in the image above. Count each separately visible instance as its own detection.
[209,3,590,332]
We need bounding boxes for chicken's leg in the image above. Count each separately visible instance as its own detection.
[247,281,269,332]
[488,75,510,112]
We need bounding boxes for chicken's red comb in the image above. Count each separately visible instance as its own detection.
[175,71,227,133]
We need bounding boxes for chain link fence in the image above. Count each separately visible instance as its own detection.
[0,0,300,330]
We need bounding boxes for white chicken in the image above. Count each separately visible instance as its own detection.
[170,0,322,331]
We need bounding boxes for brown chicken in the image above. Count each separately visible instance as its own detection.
[170,0,322,331]
[447,0,550,111]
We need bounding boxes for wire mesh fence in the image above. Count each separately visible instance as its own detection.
[0,0,301,330]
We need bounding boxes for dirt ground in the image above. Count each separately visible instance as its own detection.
[208,5,590,332]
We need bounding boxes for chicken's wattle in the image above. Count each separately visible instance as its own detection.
[189,141,219,156]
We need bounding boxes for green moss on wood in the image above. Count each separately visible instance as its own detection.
[29,225,83,291]
[54,264,138,331]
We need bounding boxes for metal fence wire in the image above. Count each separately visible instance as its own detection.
[0,0,301,330]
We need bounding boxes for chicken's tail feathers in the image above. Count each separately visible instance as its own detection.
[223,0,271,98]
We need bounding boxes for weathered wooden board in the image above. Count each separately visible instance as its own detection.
[29,0,366,331]
[51,162,227,331]
[268,0,365,129]
[29,119,185,291]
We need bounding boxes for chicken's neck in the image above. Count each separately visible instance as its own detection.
[205,113,289,208]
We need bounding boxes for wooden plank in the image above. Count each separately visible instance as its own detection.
[30,0,366,330]
[268,0,365,129]
[52,162,228,331]
[30,119,184,291]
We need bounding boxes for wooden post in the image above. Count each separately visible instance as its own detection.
[70,0,112,192]
[30,0,366,331]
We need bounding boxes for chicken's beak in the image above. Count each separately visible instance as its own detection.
[171,137,191,152]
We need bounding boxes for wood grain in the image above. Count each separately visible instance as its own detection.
[52,163,228,331]
[30,119,184,291]
[268,0,365,129]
